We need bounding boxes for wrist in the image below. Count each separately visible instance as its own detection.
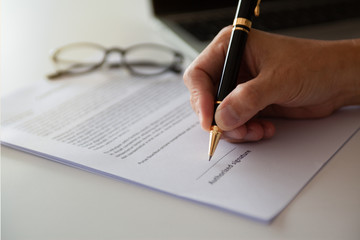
[325,39,360,108]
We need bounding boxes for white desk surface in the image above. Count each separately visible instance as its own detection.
[2,1,360,239]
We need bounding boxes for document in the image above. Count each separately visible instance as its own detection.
[2,72,360,223]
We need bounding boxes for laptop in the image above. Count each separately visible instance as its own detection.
[151,0,360,56]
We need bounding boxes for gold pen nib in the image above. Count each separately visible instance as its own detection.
[208,125,222,161]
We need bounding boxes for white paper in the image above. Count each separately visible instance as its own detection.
[2,72,360,223]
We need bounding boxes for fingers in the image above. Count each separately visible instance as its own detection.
[183,26,232,130]
[184,27,284,141]
[186,77,214,131]
[184,26,279,136]
[222,119,275,142]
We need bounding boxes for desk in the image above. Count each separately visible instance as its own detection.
[2,1,360,239]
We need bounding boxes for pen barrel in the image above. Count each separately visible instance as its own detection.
[212,0,259,127]
[216,29,248,101]
[209,0,259,159]
[236,0,259,19]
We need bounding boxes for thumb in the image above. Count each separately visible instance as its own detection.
[214,77,276,131]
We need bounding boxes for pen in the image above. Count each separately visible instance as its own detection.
[208,0,261,161]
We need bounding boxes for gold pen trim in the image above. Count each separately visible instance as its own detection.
[255,0,261,17]
[233,17,252,29]
[234,26,249,34]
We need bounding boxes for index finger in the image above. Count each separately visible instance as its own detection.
[183,26,232,130]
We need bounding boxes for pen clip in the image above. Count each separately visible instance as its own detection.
[254,0,261,17]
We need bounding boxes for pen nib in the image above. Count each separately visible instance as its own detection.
[208,125,222,161]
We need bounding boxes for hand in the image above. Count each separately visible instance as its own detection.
[183,27,360,142]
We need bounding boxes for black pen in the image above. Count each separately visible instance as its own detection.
[208,0,261,161]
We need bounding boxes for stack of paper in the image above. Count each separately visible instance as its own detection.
[2,72,359,223]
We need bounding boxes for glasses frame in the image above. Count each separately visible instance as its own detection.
[47,42,184,79]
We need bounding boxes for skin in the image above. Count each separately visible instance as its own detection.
[183,27,360,142]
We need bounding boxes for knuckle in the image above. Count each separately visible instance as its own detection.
[212,26,232,52]
[182,66,193,87]
[217,25,232,38]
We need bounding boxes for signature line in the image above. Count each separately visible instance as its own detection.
[196,146,237,180]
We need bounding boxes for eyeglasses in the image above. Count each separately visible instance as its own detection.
[47,42,184,79]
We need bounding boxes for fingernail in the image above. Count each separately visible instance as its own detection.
[215,105,240,129]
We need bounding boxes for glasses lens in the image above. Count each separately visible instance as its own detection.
[53,43,105,73]
[125,44,176,75]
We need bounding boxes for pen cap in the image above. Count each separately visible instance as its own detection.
[236,0,259,20]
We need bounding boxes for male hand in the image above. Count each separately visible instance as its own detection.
[183,27,360,142]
